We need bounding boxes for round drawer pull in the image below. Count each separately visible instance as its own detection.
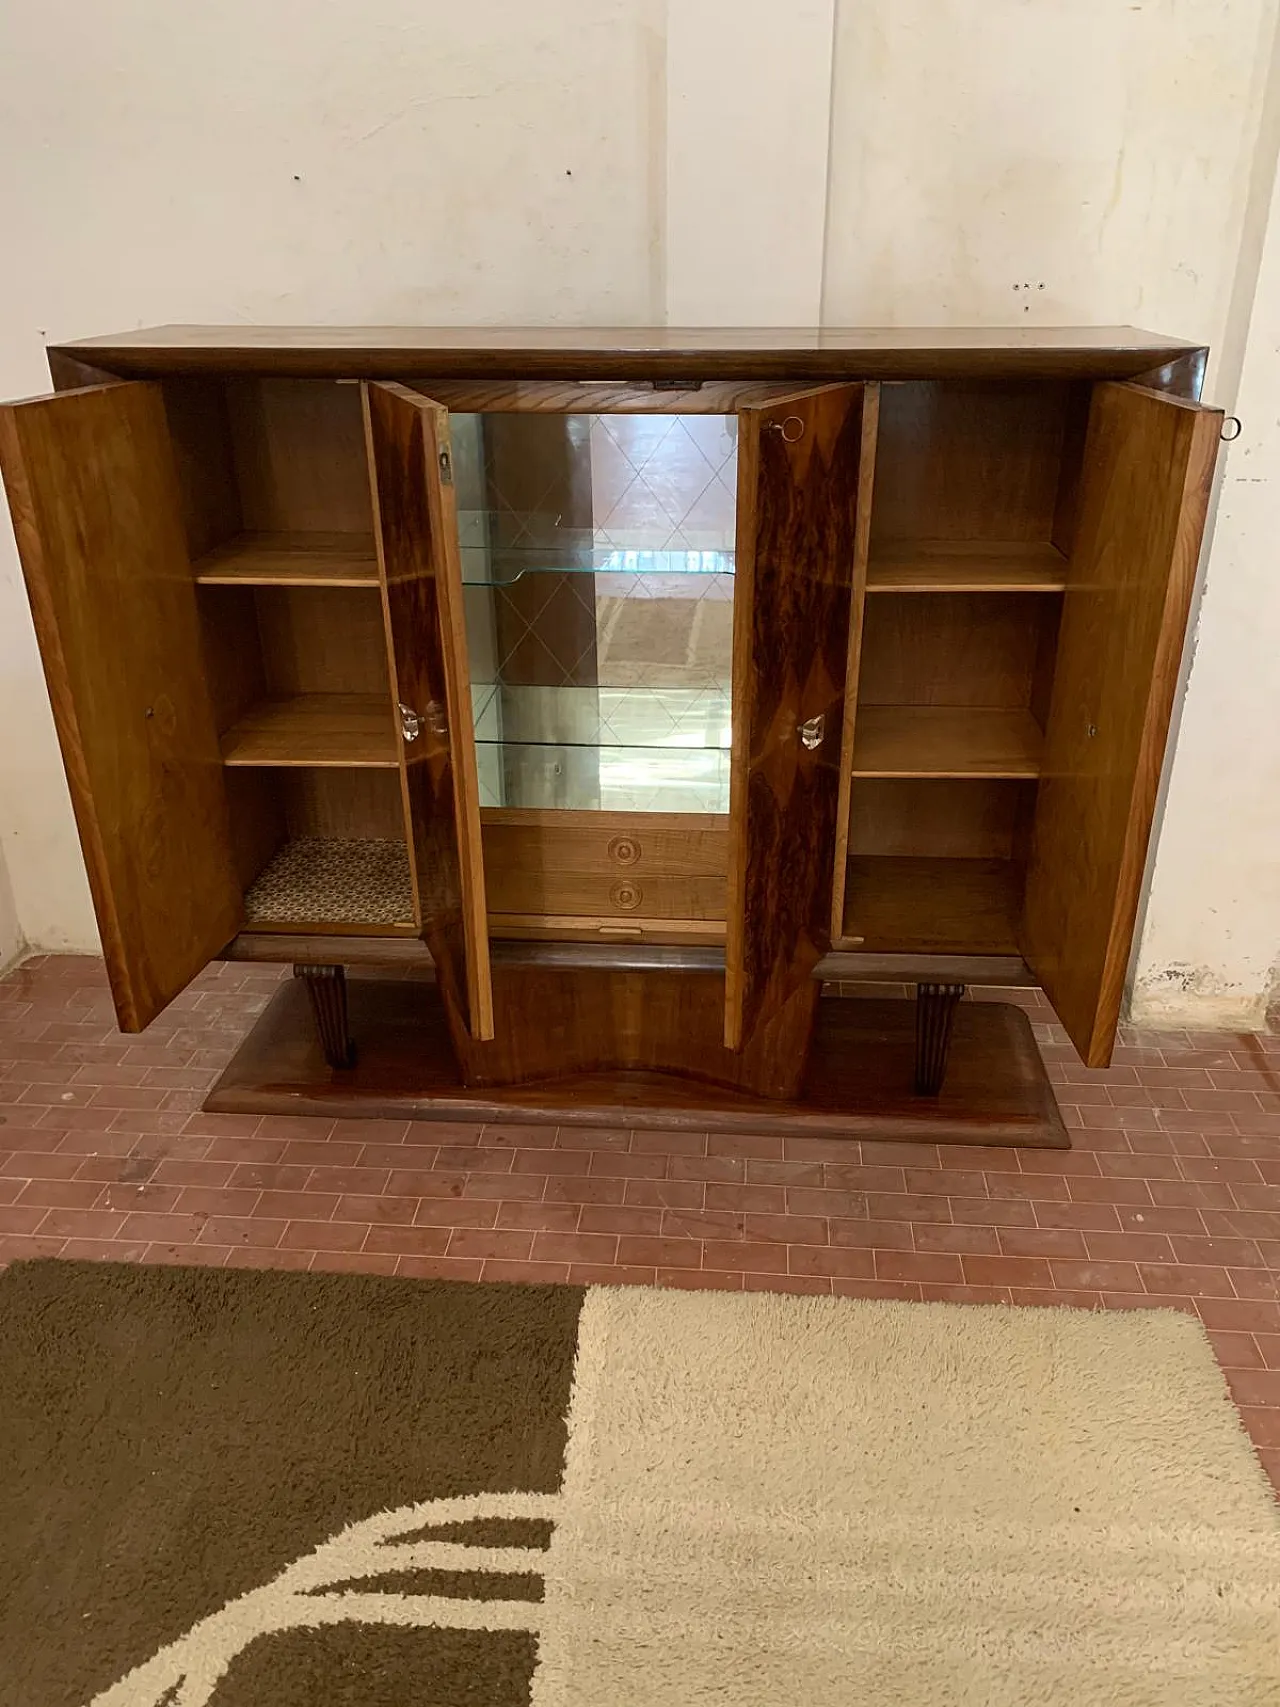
[610,880,643,911]
[608,836,641,866]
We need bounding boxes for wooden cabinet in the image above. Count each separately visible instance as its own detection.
[0,327,1220,1141]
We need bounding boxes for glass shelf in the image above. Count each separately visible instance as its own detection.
[476,742,731,815]
[459,539,733,586]
[471,683,731,751]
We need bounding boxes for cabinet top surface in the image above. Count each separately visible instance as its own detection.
[54,324,1204,381]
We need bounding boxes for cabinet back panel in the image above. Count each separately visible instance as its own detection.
[847,778,1033,859]
[858,593,1061,709]
[225,380,374,534]
[225,771,288,890]
[871,381,1069,543]
[161,379,243,560]
[197,587,268,734]
[254,586,390,697]
[285,770,407,841]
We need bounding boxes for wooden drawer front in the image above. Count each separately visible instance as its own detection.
[481,810,728,923]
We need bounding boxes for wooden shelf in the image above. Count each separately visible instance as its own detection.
[852,706,1043,778]
[841,856,1023,954]
[195,532,379,588]
[866,540,1067,594]
[221,695,398,768]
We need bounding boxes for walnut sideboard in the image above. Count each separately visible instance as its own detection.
[0,327,1222,1145]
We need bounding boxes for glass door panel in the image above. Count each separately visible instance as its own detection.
[455,413,736,812]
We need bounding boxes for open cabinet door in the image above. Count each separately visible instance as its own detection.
[362,382,494,1041]
[0,383,241,1030]
[725,384,873,1050]
[1023,382,1221,1066]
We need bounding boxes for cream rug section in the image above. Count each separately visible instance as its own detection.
[533,1291,1280,1707]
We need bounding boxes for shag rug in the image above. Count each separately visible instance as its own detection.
[1,1260,1277,1706]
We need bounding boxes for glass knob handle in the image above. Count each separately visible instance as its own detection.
[799,713,826,752]
[399,703,422,742]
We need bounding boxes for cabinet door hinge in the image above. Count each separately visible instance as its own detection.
[438,446,453,485]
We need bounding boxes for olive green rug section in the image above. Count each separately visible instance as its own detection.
[538,1290,1280,1707]
[0,1261,582,1707]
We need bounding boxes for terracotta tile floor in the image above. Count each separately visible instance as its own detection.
[1,954,1278,1492]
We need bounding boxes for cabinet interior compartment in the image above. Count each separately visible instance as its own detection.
[227,768,415,934]
[839,778,1035,953]
[838,377,1086,956]
[454,408,736,818]
[165,376,377,583]
[197,583,395,768]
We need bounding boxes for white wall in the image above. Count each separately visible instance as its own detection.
[1,0,1278,1024]
[0,854,21,974]
[1133,139,1280,1026]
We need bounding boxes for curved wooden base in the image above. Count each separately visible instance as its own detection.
[206,979,1068,1148]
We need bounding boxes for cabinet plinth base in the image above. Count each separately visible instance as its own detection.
[206,978,1068,1148]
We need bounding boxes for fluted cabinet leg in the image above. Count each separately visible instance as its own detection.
[914,982,965,1096]
[294,964,356,1070]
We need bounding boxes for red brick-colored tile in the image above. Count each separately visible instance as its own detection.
[577,1204,660,1237]
[484,1196,577,1234]
[280,1219,368,1253]
[655,1267,744,1291]
[531,1231,621,1265]
[362,1225,453,1258]
[395,1253,482,1280]
[744,1272,833,1295]
[630,1129,707,1157]
[1008,1288,1104,1311]
[1032,1201,1122,1231]
[1140,1262,1234,1299]
[662,1207,745,1241]
[480,1259,572,1285]
[1235,1408,1280,1449]
[446,1229,535,1262]
[588,1151,666,1180]
[668,1155,743,1184]
[949,1196,1036,1227]
[828,1217,913,1250]
[568,1263,657,1287]
[746,1159,825,1188]
[542,1176,627,1207]
[1068,1176,1154,1206]
[200,1216,287,1249]
[623,1178,704,1210]
[742,1212,827,1246]
[701,1239,788,1274]
[307,1166,393,1195]
[552,1126,631,1152]
[144,1242,231,1268]
[787,1244,875,1280]
[312,1250,402,1277]
[912,1222,1000,1255]
[876,1250,963,1284]
[1196,1296,1280,1333]
[1083,1231,1175,1263]
[864,1191,952,1224]
[412,1199,499,1229]
[997,1227,1087,1259]
[1049,1258,1144,1293]
[705,1181,786,1213]
[962,1253,1053,1288]
[15,1179,104,1211]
